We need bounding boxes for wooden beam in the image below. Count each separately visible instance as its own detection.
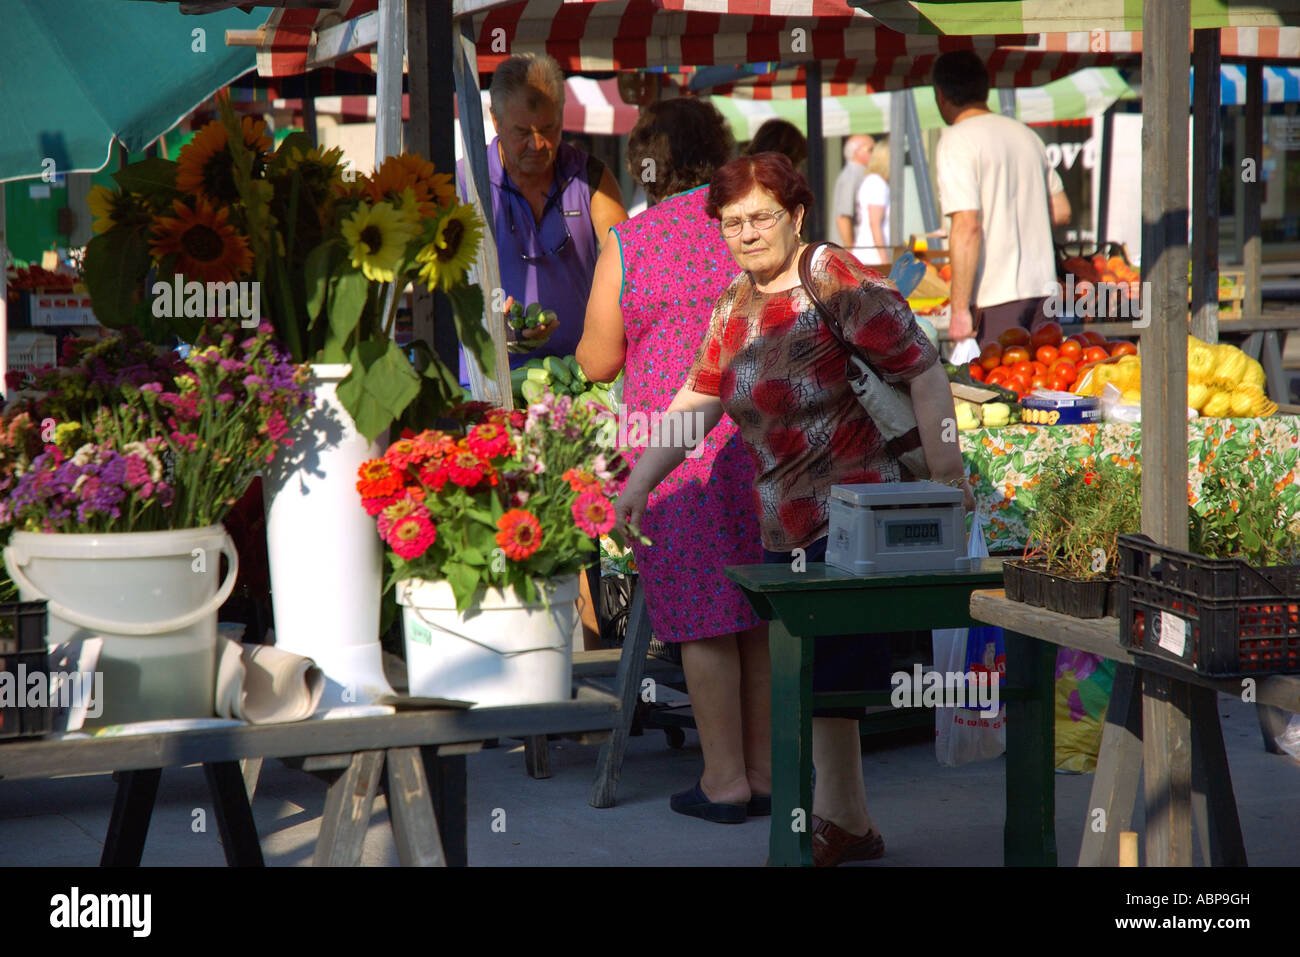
[308,10,379,71]
[1244,63,1264,318]
[1190,29,1221,343]
[1096,106,1114,245]
[888,92,906,246]
[805,61,825,242]
[1142,0,1193,873]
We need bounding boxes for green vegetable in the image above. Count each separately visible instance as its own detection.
[520,379,545,404]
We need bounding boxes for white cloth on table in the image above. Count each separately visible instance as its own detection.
[215,639,324,724]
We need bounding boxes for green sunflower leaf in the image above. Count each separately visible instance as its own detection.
[337,338,422,442]
[82,227,152,330]
[112,157,178,198]
[304,241,335,322]
[446,282,496,388]
[326,266,367,345]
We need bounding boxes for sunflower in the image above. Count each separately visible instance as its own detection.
[415,203,484,292]
[176,116,272,205]
[341,201,421,283]
[365,153,456,213]
[149,197,253,284]
[87,185,152,235]
[496,509,543,561]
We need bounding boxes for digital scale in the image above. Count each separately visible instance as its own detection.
[825,481,971,575]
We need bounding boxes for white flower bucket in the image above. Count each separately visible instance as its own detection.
[396,575,578,707]
[3,526,238,727]
[262,363,392,708]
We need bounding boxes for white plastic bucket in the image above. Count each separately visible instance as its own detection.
[3,527,237,727]
[397,575,578,707]
[262,363,392,707]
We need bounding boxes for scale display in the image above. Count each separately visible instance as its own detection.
[884,520,943,547]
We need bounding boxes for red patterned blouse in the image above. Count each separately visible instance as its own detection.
[685,244,938,551]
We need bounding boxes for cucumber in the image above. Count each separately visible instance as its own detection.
[526,366,550,384]
[520,379,545,404]
[540,308,558,326]
[543,356,572,387]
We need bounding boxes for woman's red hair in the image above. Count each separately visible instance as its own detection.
[706,152,816,221]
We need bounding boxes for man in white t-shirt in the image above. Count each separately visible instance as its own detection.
[932,51,1071,346]
[832,134,874,246]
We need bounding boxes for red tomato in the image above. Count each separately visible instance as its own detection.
[969,361,987,382]
[985,368,1010,387]
[1031,360,1049,377]
[1001,346,1030,366]
[1007,372,1031,393]
[1059,340,1083,361]
[1011,360,1035,379]
[1109,341,1138,358]
[1082,346,1110,365]
[1035,345,1060,365]
[1048,375,1069,392]
[980,342,1003,371]
[1049,359,1078,384]
[1029,375,1049,391]
[1029,321,1064,350]
[1080,331,1108,349]
[997,328,1031,349]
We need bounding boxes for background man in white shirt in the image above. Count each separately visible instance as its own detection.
[832,134,874,246]
[932,51,1071,346]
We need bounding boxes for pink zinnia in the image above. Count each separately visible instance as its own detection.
[378,496,424,538]
[362,493,401,516]
[466,423,513,460]
[384,439,419,470]
[572,489,616,537]
[387,515,437,560]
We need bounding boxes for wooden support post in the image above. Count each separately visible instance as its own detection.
[102,768,162,867]
[590,580,653,808]
[384,746,446,866]
[1139,0,1193,866]
[423,748,468,866]
[204,761,266,867]
[523,735,551,779]
[1244,63,1263,319]
[905,89,940,233]
[313,750,384,866]
[406,0,459,376]
[889,92,906,247]
[1002,630,1057,866]
[1079,664,1143,867]
[805,61,824,242]
[1096,106,1114,245]
[768,620,814,867]
[1190,29,1221,343]
[1188,688,1247,866]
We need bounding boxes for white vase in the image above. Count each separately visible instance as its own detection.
[396,575,578,707]
[262,363,393,708]
[3,526,238,726]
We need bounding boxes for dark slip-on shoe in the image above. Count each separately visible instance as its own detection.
[670,780,748,824]
[746,794,772,816]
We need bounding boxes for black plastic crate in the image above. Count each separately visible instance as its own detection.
[0,601,52,741]
[1116,535,1300,677]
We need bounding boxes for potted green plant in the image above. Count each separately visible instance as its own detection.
[1006,455,1142,618]
[356,390,638,706]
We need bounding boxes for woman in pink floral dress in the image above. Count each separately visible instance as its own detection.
[577,99,769,824]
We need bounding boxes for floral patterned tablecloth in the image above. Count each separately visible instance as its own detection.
[962,416,1300,552]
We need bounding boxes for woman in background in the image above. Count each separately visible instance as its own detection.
[577,99,770,824]
[854,139,891,267]
[746,118,807,173]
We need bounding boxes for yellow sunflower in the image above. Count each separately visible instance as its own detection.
[415,202,483,292]
[87,185,153,235]
[149,197,253,284]
[176,116,273,205]
[365,153,456,215]
[87,185,120,234]
[341,200,421,283]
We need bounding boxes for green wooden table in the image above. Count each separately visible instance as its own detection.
[724,559,1058,867]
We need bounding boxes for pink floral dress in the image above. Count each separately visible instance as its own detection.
[613,186,763,642]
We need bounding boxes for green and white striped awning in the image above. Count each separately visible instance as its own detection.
[857,0,1300,35]
[707,66,1133,140]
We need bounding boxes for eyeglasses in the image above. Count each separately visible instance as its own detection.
[720,208,788,238]
[506,196,573,262]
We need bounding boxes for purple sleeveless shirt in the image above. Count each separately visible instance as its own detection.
[477,138,601,368]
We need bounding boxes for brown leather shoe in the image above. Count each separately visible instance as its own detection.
[810,814,885,867]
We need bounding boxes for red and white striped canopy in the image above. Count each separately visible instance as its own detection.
[253,0,1042,87]
[1025,27,1300,59]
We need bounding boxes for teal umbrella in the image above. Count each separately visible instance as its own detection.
[0,0,258,182]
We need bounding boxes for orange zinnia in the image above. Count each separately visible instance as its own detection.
[496,509,543,561]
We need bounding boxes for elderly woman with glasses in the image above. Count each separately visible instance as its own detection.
[614,152,972,866]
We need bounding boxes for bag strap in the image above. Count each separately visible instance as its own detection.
[797,242,923,461]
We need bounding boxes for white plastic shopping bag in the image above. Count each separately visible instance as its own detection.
[949,338,982,366]
[932,515,1007,766]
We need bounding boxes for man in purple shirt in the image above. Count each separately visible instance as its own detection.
[473,54,628,367]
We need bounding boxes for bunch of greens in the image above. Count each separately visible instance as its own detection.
[1024,455,1143,579]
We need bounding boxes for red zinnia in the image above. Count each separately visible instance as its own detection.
[466,422,513,460]
[496,509,543,560]
[562,467,601,493]
[356,459,404,498]
[447,448,497,488]
[572,490,616,537]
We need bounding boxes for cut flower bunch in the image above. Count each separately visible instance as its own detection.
[0,323,311,533]
[82,95,497,441]
[357,392,636,612]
